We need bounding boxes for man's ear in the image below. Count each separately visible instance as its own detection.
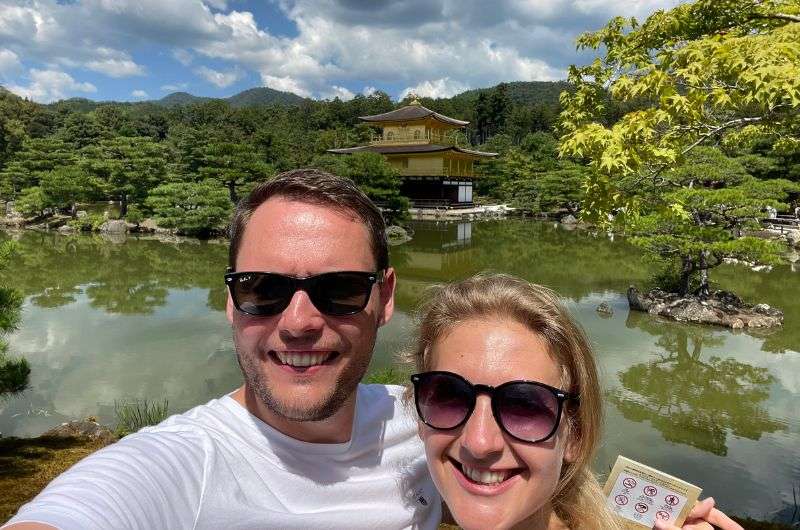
[226,291,235,325]
[377,267,396,327]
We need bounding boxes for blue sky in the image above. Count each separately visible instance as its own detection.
[0,0,682,103]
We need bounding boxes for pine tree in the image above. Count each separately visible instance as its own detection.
[0,241,29,398]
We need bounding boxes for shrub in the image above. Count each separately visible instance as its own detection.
[15,187,48,218]
[364,365,408,385]
[67,213,106,232]
[114,398,169,437]
[145,180,232,238]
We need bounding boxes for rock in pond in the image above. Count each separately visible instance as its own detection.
[786,230,800,249]
[386,225,412,245]
[42,419,117,444]
[627,286,783,329]
[596,302,613,317]
[560,214,578,225]
[99,219,128,234]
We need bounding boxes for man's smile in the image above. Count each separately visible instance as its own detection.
[267,349,341,374]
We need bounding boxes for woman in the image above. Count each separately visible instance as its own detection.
[408,273,742,530]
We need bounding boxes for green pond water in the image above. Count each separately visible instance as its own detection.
[1,220,798,521]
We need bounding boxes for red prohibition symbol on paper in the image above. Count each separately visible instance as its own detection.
[657,511,671,521]
[623,478,637,489]
[635,503,649,514]
[644,485,658,497]
[665,495,680,506]
[615,495,629,506]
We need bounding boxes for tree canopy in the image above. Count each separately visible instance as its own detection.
[560,0,800,294]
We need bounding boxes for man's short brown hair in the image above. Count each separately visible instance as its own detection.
[228,168,389,271]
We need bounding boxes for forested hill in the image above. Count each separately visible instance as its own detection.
[158,87,307,108]
[157,92,211,107]
[451,81,573,107]
[0,81,570,111]
[0,85,308,112]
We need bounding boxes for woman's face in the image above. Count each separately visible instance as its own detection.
[419,317,577,530]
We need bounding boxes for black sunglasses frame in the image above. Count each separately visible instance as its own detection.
[410,370,579,444]
[224,268,384,317]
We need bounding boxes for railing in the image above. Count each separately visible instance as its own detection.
[397,167,475,177]
[370,131,464,147]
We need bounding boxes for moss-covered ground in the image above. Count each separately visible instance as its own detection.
[0,435,114,522]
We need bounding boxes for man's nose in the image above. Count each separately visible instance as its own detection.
[459,395,505,459]
[278,289,325,339]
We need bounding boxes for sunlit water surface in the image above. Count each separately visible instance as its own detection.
[1,220,798,521]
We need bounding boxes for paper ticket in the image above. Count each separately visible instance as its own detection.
[603,456,702,529]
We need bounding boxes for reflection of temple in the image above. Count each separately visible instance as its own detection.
[404,222,475,277]
[328,98,496,207]
[392,222,480,310]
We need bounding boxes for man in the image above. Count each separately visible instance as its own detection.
[5,169,441,529]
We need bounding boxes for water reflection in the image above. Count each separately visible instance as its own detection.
[608,312,785,456]
[3,231,228,315]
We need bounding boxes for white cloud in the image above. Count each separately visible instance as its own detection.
[86,51,145,77]
[261,74,311,98]
[362,86,376,96]
[321,85,354,101]
[172,48,193,66]
[400,78,470,99]
[7,69,96,103]
[195,65,240,88]
[0,0,685,100]
[161,82,189,92]
[203,0,228,10]
[0,48,21,77]
[131,89,148,98]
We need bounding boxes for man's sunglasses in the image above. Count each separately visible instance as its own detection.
[411,370,579,444]
[225,270,384,317]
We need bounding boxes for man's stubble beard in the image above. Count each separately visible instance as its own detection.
[233,336,374,422]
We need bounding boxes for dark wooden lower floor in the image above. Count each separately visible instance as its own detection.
[400,177,474,207]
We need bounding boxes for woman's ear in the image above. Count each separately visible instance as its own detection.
[564,435,579,464]
[563,419,580,464]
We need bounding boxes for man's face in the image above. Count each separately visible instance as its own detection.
[227,197,395,422]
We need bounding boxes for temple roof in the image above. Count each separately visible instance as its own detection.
[327,144,497,157]
[359,101,469,127]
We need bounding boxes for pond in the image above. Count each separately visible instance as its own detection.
[1,220,798,522]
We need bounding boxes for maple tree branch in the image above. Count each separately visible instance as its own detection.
[752,13,800,23]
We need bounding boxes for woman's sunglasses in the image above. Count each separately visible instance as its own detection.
[225,270,384,317]
[411,370,578,443]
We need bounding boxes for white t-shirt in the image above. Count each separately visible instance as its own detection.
[5,384,441,530]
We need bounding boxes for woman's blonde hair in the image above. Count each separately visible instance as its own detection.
[407,273,621,530]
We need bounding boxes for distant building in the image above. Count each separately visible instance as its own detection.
[328,98,497,208]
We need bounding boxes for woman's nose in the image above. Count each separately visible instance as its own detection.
[459,395,505,459]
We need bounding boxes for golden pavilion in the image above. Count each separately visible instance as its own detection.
[328,98,496,207]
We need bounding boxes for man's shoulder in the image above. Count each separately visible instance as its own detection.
[141,394,240,435]
[114,393,251,456]
[358,382,407,400]
[357,383,411,417]
[355,383,418,439]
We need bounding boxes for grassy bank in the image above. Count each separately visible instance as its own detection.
[0,434,115,521]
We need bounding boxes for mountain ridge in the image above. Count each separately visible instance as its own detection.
[1,81,571,110]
